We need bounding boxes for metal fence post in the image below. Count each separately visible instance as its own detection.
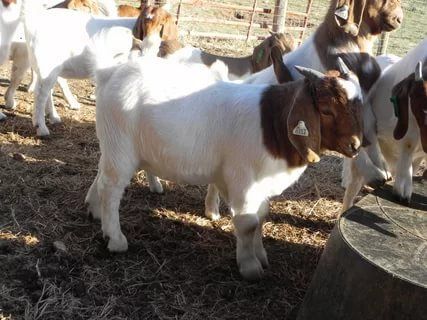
[273,0,288,33]
[377,32,390,55]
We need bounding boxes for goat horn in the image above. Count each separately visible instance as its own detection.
[415,61,422,82]
[337,57,350,76]
[294,65,325,81]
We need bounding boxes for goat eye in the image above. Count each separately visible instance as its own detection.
[320,109,334,117]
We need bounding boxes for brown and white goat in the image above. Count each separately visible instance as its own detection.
[164,33,295,81]
[132,5,178,55]
[52,0,100,14]
[342,39,427,210]
[87,27,363,279]
[117,1,143,17]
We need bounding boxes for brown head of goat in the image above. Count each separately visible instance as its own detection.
[393,60,427,152]
[133,5,178,41]
[261,59,363,166]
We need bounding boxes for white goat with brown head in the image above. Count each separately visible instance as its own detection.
[342,39,427,209]
[86,27,363,280]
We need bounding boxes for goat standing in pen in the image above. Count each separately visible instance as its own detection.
[0,0,117,120]
[0,0,176,136]
[86,27,363,280]
[342,39,427,210]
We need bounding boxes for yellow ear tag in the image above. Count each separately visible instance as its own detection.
[292,121,309,137]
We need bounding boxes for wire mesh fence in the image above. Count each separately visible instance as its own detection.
[119,0,426,56]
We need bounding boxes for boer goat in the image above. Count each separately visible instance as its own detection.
[132,5,178,56]
[239,0,403,210]
[342,39,427,210]
[118,0,143,17]
[165,32,295,80]
[52,0,100,14]
[0,0,117,120]
[86,27,364,280]
[1,0,142,135]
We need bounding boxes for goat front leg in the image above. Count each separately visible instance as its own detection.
[205,184,220,220]
[353,149,387,188]
[342,158,365,212]
[97,155,136,252]
[233,213,263,281]
[57,77,81,110]
[393,140,416,203]
[5,57,30,110]
[253,200,269,268]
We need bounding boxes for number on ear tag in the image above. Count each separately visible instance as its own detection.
[293,121,309,137]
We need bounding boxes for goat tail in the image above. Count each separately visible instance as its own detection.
[87,26,135,86]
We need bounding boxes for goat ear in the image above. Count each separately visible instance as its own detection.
[252,38,271,73]
[334,0,366,36]
[287,84,321,163]
[392,77,411,140]
[133,13,145,40]
[161,13,178,40]
[270,46,293,84]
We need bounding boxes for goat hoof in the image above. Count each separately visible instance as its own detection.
[149,182,164,194]
[392,192,410,205]
[4,99,16,110]
[205,210,220,221]
[49,115,62,124]
[67,103,81,110]
[367,178,386,189]
[107,234,128,252]
[36,125,50,137]
[239,258,264,281]
[0,112,6,121]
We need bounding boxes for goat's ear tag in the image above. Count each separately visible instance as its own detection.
[256,47,264,64]
[292,121,309,137]
[390,96,399,117]
[335,5,349,20]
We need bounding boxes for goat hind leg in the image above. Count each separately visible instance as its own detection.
[5,58,30,110]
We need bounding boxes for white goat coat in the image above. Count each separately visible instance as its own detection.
[342,38,427,210]
[370,40,427,177]
[96,57,307,201]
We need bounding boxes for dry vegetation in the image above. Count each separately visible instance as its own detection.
[0,1,425,319]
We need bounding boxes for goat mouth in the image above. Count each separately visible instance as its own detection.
[338,145,360,158]
[382,20,400,31]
